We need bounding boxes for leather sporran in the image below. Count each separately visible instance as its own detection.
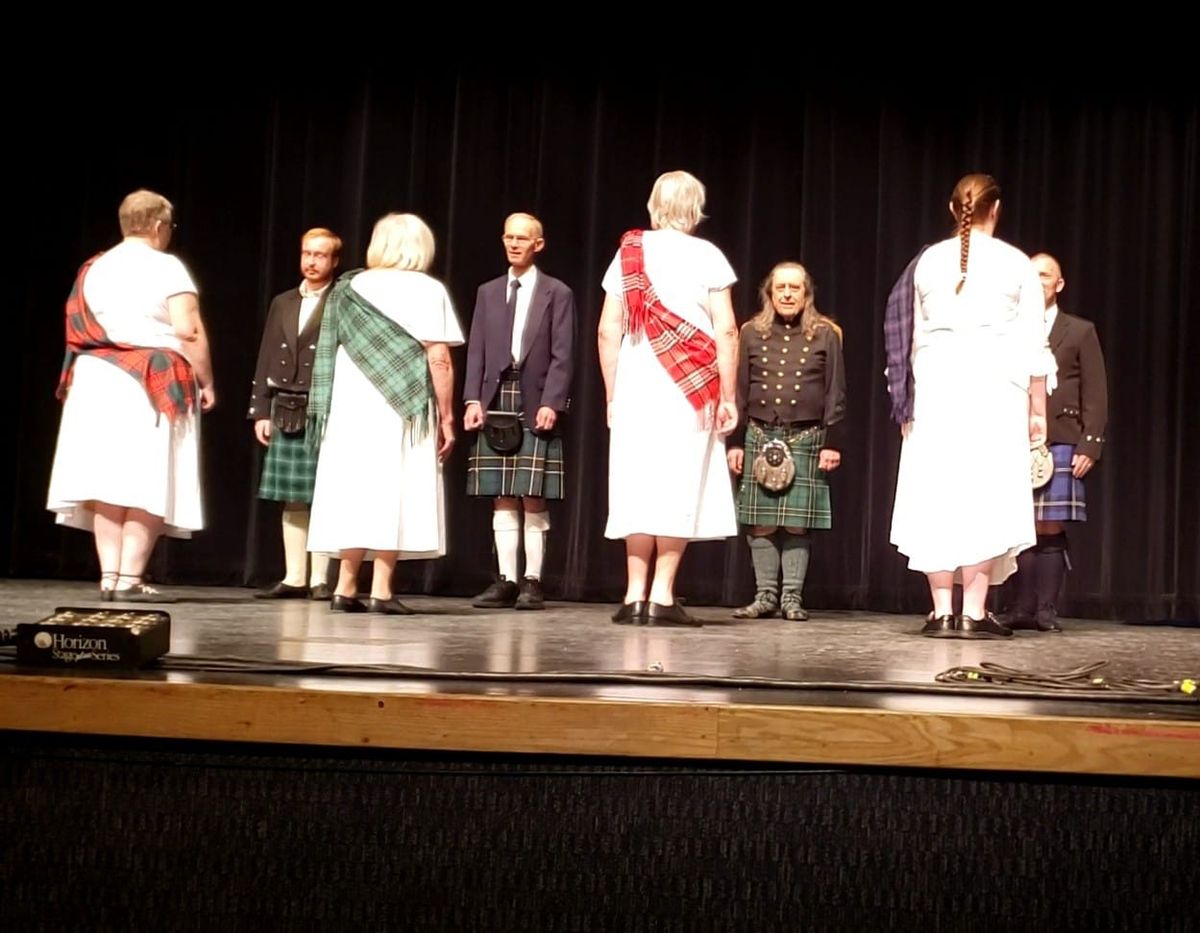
[483,411,523,455]
[753,438,796,492]
[271,390,308,435]
[1031,443,1054,490]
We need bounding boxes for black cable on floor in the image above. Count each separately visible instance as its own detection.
[936,660,1197,698]
[2,647,1194,704]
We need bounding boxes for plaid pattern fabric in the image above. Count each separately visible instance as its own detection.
[619,230,720,414]
[1033,442,1087,522]
[307,269,431,453]
[883,247,928,425]
[735,422,832,529]
[467,375,564,499]
[57,253,196,422]
[258,425,318,502]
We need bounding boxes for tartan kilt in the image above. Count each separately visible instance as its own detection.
[467,375,565,499]
[1033,442,1087,522]
[735,422,832,529]
[259,427,318,503]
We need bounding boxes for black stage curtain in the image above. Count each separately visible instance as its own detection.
[8,75,1197,618]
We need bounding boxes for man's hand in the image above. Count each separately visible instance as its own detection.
[727,447,744,475]
[1029,414,1048,445]
[254,418,271,446]
[464,402,483,431]
[818,448,841,471]
[1071,452,1095,479]
[715,401,738,437]
[534,406,557,432]
[437,416,456,462]
[200,385,217,412]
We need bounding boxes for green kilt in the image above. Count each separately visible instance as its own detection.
[467,375,565,499]
[259,427,318,503]
[735,422,831,529]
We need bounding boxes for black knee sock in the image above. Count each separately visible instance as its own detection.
[1033,532,1069,614]
[1008,546,1038,617]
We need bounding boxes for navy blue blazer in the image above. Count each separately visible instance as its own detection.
[463,269,576,417]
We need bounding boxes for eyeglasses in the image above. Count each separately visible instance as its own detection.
[159,219,178,230]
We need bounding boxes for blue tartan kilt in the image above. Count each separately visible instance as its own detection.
[735,422,831,529]
[467,375,565,499]
[258,427,318,503]
[1033,443,1087,522]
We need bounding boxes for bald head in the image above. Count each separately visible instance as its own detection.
[1032,253,1064,310]
[502,212,545,273]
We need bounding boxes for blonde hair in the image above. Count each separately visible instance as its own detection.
[750,262,841,342]
[365,214,435,271]
[949,173,1001,295]
[118,189,174,237]
[302,227,342,257]
[646,170,707,233]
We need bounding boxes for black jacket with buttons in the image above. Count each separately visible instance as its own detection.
[1047,310,1108,460]
[246,286,329,420]
[731,316,847,450]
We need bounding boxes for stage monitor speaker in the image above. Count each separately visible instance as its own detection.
[16,607,170,670]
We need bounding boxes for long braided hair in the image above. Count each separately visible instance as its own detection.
[950,174,1001,295]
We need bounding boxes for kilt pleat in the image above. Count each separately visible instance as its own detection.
[1033,442,1087,522]
[467,375,565,499]
[259,428,318,502]
[735,422,831,529]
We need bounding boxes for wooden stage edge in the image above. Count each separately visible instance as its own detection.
[2,675,1197,779]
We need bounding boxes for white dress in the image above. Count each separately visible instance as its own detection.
[890,232,1057,583]
[46,240,203,538]
[307,269,464,558]
[602,229,738,541]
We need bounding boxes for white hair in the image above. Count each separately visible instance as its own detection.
[365,213,435,271]
[646,170,707,233]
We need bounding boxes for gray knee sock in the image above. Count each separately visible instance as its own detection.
[779,533,811,600]
[747,534,781,597]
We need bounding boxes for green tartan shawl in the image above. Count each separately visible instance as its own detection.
[306,269,432,453]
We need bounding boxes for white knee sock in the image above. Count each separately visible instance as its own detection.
[281,508,310,587]
[493,508,521,582]
[524,509,550,580]
[309,551,330,588]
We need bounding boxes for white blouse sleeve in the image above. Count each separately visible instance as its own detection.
[159,254,198,298]
[705,242,737,292]
[601,252,623,296]
[412,281,465,347]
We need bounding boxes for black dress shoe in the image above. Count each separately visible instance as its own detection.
[111,583,173,604]
[255,582,310,600]
[920,613,957,637]
[646,601,703,627]
[998,611,1038,631]
[309,583,332,601]
[472,577,520,608]
[515,577,545,610]
[611,601,648,625]
[732,593,778,619]
[330,594,368,613]
[958,613,1014,639]
[368,597,414,615]
[1035,609,1063,633]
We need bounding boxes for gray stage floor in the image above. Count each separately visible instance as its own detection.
[1,580,1196,720]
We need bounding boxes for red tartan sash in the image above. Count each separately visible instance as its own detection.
[618,230,720,413]
[57,253,197,423]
